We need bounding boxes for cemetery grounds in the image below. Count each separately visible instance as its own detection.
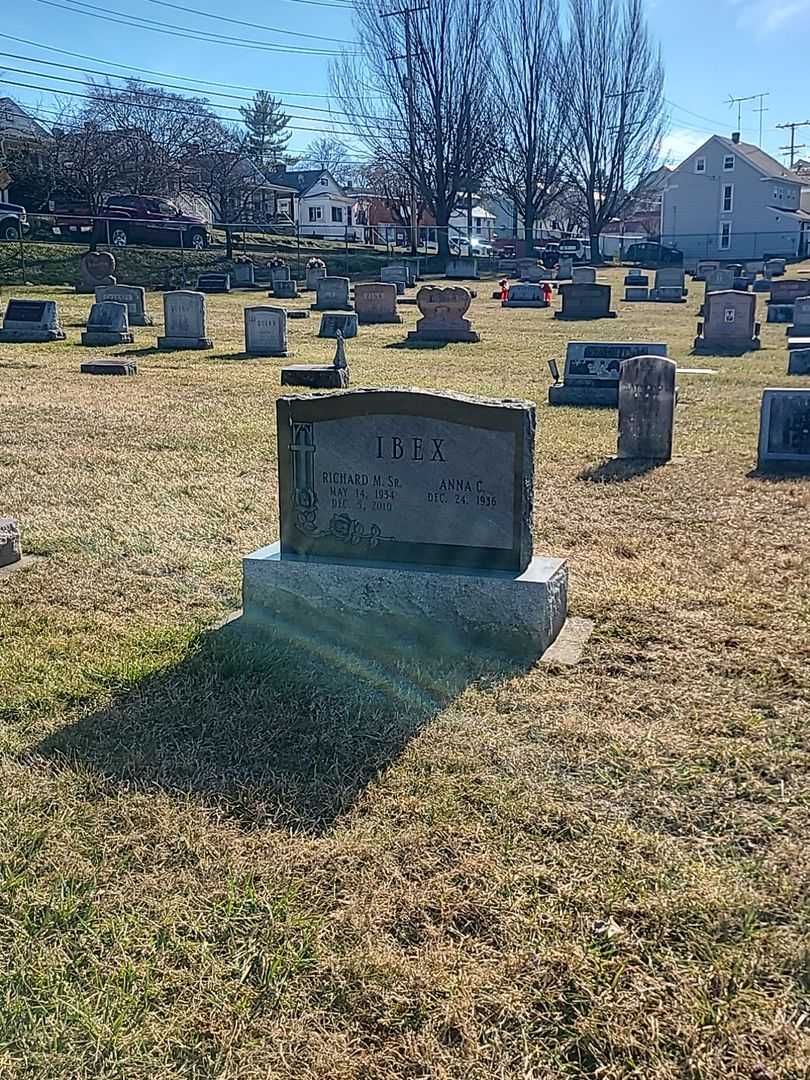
[0,265,808,1079]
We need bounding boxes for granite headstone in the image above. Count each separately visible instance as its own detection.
[757,389,810,473]
[245,307,288,357]
[157,290,213,350]
[617,355,677,461]
[0,299,66,342]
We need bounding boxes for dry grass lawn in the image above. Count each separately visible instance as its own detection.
[1,266,809,1079]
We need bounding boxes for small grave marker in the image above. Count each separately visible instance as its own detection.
[502,284,548,309]
[195,272,230,293]
[0,517,22,568]
[319,312,358,339]
[281,330,349,389]
[549,341,667,406]
[555,283,616,320]
[445,256,479,280]
[80,359,138,375]
[95,284,153,326]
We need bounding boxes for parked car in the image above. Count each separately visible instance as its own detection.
[558,238,591,262]
[0,202,29,241]
[51,194,209,250]
[625,241,683,267]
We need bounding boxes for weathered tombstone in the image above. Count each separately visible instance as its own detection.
[80,359,137,376]
[312,276,352,312]
[231,261,255,287]
[572,266,596,285]
[77,250,116,292]
[769,279,810,305]
[617,355,677,461]
[787,347,810,375]
[0,299,66,342]
[271,264,291,284]
[555,283,616,320]
[502,283,548,309]
[694,290,760,354]
[557,256,573,280]
[381,265,408,295]
[445,256,479,280]
[305,265,327,291]
[767,303,796,324]
[705,268,735,296]
[693,260,719,282]
[273,280,299,300]
[651,267,687,301]
[195,272,230,293]
[245,307,288,357]
[787,296,810,343]
[624,271,649,287]
[319,312,358,339]
[548,341,667,407]
[407,286,480,343]
[765,258,786,279]
[281,329,349,389]
[243,389,568,658]
[157,290,213,350]
[355,283,402,325]
[80,301,133,346]
[95,284,153,326]
[0,517,21,568]
[518,259,543,283]
[757,389,810,473]
[624,286,650,302]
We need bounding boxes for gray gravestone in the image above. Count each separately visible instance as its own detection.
[271,265,291,284]
[767,304,794,324]
[77,250,116,292]
[557,257,573,280]
[273,280,299,300]
[407,285,480,343]
[617,355,677,461]
[624,286,650,302]
[787,296,810,342]
[243,389,568,658]
[281,330,349,389]
[769,279,810,305]
[693,260,720,281]
[81,301,133,346]
[157,291,213,350]
[305,265,326,291]
[694,290,760,354]
[231,262,255,287]
[624,271,649,286]
[95,284,153,326]
[312,276,352,311]
[788,348,810,375]
[354,283,402,324]
[80,359,137,376]
[502,284,548,309]
[704,269,735,299]
[555,283,616,320]
[651,267,686,301]
[0,517,21,568]
[319,312,358,339]
[195,272,230,293]
[572,266,596,285]
[549,341,667,407]
[380,266,408,295]
[757,389,810,473]
[765,258,786,278]
[245,307,288,357]
[518,260,544,283]
[0,299,65,342]
[445,256,480,280]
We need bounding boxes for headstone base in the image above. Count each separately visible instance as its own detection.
[247,346,288,357]
[357,313,403,324]
[548,384,618,407]
[650,291,687,303]
[157,336,214,350]
[243,542,568,659]
[80,331,134,346]
[0,329,66,342]
[501,300,549,309]
[624,287,650,301]
[554,311,617,321]
[407,326,481,343]
[311,303,354,312]
[280,365,349,388]
[80,360,137,375]
[128,315,154,326]
[693,336,761,355]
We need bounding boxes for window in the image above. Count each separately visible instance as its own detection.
[308,206,322,222]
[722,184,733,213]
[723,155,735,171]
[720,222,732,250]
[331,206,343,223]
[695,157,706,174]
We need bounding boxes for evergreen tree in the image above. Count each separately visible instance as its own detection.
[239,91,291,172]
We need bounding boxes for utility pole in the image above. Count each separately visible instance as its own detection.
[776,120,810,168]
[383,2,428,256]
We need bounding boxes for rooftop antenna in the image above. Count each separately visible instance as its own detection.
[727,93,767,139]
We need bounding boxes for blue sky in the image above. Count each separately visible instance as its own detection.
[3,0,809,167]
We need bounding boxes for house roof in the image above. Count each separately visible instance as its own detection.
[0,97,50,140]
[714,136,803,182]
[266,168,336,195]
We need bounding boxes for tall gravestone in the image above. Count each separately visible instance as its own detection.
[355,283,402,325]
[407,286,480,343]
[242,389,568,658]
[245,307,288,357]
[95,284,153,326]
[757,389,810,473]
[0,299,65,342]
[555,283,616,320]
[694,290,760,354]
[157,290,213,350]
[557,257,573,280]
[617,355,677,461]
[305,265,326,291]
[311,276,352,311]
[548,341,667,407]
[81,301,133,346]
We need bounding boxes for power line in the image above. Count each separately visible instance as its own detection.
[28,0,355,56]
[775,120,810,168]
[137,0,358,44]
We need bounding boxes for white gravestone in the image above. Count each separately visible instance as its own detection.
[245,307,288,357]
[95,284,153,326]
[445,256,480,280]
[311,276,352,311]
[157,291,213,350]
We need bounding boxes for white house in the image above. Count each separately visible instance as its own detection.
[266,167,356,238]
[449,203,496,243]
[660,133,810,262]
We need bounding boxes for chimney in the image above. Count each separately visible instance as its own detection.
[731,131,741,144]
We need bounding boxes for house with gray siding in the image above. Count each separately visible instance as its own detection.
[660,133,810,263]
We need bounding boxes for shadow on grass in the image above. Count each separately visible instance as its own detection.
[111,346,163,358]
[746,466,810,481]
[385,339,450,350]
[34,615,534,834]
[579,457,665,483]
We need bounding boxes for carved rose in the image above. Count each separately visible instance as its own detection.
[416,285,471,320]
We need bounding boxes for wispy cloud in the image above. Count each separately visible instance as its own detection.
[735,0,810,33]
[660,127,709,166]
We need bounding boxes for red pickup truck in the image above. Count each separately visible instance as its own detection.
[51,194,209,250]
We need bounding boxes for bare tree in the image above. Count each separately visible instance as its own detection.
[332,0,493,260]
[488,0,567,245]
[562,0,665,260]
[297,136,358,187]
